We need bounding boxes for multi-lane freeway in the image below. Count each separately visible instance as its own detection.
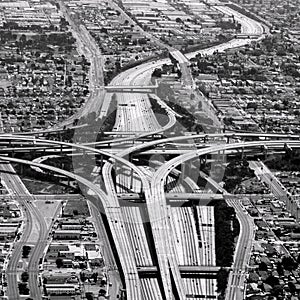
[0,2,279,299]
[0,162,47,300]
[2,136,299,300]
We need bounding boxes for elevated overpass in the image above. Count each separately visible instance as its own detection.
[170,50,194,88]
[105,84,158,93]
[137,266,221,278]
[118,192,224,206]
[235,33,261,39]
[1,132,299,156]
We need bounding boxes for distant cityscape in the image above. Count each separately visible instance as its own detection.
[0,0,299,300]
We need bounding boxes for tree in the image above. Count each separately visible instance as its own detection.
[216,268,229,294]
[86,292,94,300]
[22,245,31,258]
[55,257,63,268]
[92,272,98,283]
[80,272,86,282]
[258,261,268,271]
[282,256,296,271]
[21,272,29,282]
[18,283,29,295]
[271,284,283,297]
[152,68,162,78]
[265,275,279,287]
[288,281,296,294]
[277,262,284,276]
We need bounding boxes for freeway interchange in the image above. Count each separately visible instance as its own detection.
[1,136,299,300]
[0,2,287,300]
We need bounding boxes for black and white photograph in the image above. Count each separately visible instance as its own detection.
[0,0,299,299]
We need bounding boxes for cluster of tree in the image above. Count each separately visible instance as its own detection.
[254,257,299,298]
[104,51,167,85]
[44,94,117,144]
[18,282,29,295]
[15,163,79,194]
[0,30,17,44]
[22,245,31,258]
[227,3,269,28]
[224,159,255,192]
[183,37,232,54]
[282,62,300,78]
[151,62,181,82]
[266,150,300,172]
[44,156,73,172]
[216,268,229,299]
[149,98,169,127]
[166,100,203,133]
[216,20,241,31]
[6,31,75,54]
[155,82,204,133]
[213,200,240,267]
[21,272,29,283]
[55,257,64,268]
[80,271,98,283]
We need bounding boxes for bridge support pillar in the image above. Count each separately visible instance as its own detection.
[100,155,104,169]
[261,145,268,160]
[181,163,186,183]
[130,168,134,190]
[165,175,169,192]
[20,163,24,175]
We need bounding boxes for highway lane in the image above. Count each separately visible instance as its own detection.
[87,202,123,300]
[1,162,33,300]
[0,156,144,299]
[150,141,300,300]
[249,160,290,202]
[0,7,268,298]
[100,3,266,136]
[214,5,264,35]
[104,153,186,298]
[165,160,251,300]
[6,0,267,140]
[225,198,254,300]
[0,3,270,298]
[2,131,299,151]
[2,139,297,298]
[56,1,105,129]
[102,158,176,299]
[0,162,46,299]
[2,139,299,299]
[0,136,161,299]
[92,132,299,256]
[1,132,300,157]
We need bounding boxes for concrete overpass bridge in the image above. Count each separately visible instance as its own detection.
[235,33,261,39]
[137,266,222,278]
[0,133,299,164]
[105,84,158,93]
[118,192,224,205]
